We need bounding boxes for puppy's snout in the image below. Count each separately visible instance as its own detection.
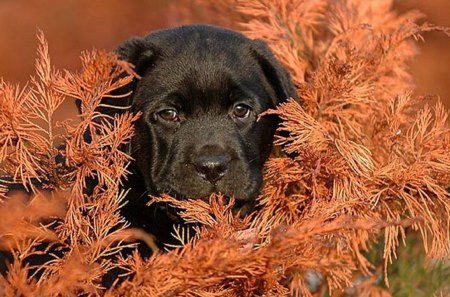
[193,145,231,184]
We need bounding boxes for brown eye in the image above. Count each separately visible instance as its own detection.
[232,104,251,119]
[158,109,179,122]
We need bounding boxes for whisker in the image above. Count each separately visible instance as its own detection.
[247,156,259,164]
[130,146,143,155]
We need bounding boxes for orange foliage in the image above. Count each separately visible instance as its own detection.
[1,0,449,296]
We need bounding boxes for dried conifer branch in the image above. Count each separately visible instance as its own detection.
[1,34,146,295]
[0,81,47,188]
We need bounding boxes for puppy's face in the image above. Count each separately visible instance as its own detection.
[117,25,297,203]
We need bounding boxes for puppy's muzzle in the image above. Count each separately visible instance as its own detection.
[192,144,232,184]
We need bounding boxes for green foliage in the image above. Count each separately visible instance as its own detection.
[386,234,450,297]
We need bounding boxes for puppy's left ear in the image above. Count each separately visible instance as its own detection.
[250,39,298,106]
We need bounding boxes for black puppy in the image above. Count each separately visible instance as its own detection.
[107,24,297,247]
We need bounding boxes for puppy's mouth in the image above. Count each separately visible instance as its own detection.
[161,186,223,202]
[158,187,254,218]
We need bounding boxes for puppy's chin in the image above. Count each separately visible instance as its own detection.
[158,186,213,201]
[157,187,256,218]
[160,177,260,201]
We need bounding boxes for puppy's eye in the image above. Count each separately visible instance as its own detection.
[157,109,179,122]
[232,104,251,119]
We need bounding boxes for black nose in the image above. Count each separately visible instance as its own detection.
[193,146,231,183]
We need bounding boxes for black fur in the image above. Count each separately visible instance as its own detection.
[1,25,297,259]
[111,25,297,247]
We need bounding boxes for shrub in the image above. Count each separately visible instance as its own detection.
[1,0,449,296]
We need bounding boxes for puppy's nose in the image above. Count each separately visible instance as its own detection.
[193,147,231,183]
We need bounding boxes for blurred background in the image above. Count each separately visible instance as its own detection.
[0,0,448,110]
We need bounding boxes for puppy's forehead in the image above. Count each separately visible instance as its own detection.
[158,30,257,84]
[136,28,269,111]
[160,61,263,112]
[151,25,252,59]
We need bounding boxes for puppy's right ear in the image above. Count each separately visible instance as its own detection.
[112,37,158,107]
[75,37,157,114]
[117,37,157,77]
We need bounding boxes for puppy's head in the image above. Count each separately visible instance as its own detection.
[117,25,297,203]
